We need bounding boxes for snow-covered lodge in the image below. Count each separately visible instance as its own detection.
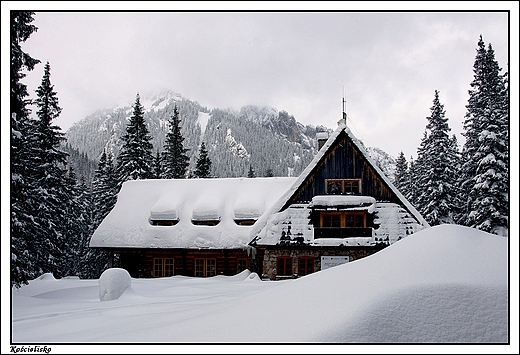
[90,120,429,279]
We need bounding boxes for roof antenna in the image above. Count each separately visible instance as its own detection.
[340,86,347,126]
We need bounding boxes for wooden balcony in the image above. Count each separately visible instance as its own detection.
[314,227,373,239]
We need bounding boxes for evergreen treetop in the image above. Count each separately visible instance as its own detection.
[162,105,189,179]
[393,151,408,193]
[414,90,460,226]
[248,165,256,178]
[194,142,212,178]
[117,93,154,183]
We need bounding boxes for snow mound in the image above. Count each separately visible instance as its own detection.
[167,224,508,342]
[99,268,131,301]
[244,272,261,281]
[225,269,252,281]
[37,273,57,281]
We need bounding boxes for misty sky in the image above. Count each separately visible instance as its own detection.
[6,8,512,159]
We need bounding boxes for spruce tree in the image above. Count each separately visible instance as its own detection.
[152,150,164,179]
[264,169,274,177]
[11,11,41,287]
[459,36,509,235]
[31,61,70,277]
[414,90,460,225]
[73,174,97,279]
[60,167,86,276]
[248,165,256,178]
[92,149,118,227]
[162,105,189,179]
[194,142,212,178]
[117,93,154,184]
[405,156,419,208]
[394,151,408,194]
[83,149,117,278]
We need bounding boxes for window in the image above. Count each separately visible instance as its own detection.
[150,219,179,226]
[320,212,366,228]
[153,258,174,277]
[325,179,361,195]
[192,220,220,226]
[322,213,342,227]
[277,256,292,276]
[195,258,217,277]
[234,219,257,226]
[298,256,314,276]
[344,180,360,194]
[237,259,248,273]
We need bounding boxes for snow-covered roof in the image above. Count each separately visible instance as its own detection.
[90,177,297,249]
[249,123,429,244]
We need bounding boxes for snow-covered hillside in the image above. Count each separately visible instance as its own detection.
[64,91,397,181]
[11,224,510,347]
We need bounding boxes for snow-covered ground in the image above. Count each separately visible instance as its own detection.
[8,224,516,352]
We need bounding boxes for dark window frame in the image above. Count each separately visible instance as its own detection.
[277,256,293,276]
[153,257,175,277]
[325,178,361,195]
[298,256,314,276]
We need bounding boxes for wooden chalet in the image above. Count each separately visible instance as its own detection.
[90,119,429,279]
[90,177,296,278]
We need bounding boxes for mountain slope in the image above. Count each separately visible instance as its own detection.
[65,91,324,178]
[65,90,395,180]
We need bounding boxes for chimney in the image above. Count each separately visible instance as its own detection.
[317,131,329,150]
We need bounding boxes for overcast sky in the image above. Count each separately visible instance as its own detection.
[5,6,513,159]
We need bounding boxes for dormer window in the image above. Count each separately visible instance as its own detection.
[149,208,179,226]
[192,219,221,226]
[325,179,361,195]
[234,219,257,226]
[192,202,221,226]
[150,219,179,226]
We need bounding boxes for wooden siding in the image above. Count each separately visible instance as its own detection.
[114,248,255,278]
[285,131,399,207]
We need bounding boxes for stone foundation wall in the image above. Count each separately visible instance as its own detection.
[261,246,383,280]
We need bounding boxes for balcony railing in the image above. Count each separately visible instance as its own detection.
[314,227,373,239]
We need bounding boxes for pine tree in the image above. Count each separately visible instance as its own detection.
[405,156,419,208]
[11,11,41,287]
[162,105,189,179]
[247,165,256,178]
[91,149,118,228]
[34,62,70,276]
[31,61,70,277]
[264,169,274,177]
[117,93,154,184]
[83,149,117,278]
[152,150,164,179]
[73,175,97,279]
[459,36,509,235]
[60,167,86,276]
[194,142,212,178]
[394,151,408,194]
[414,90,460,226]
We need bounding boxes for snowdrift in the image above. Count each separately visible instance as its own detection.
[11,224,508,343]
[161,224,508,342]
